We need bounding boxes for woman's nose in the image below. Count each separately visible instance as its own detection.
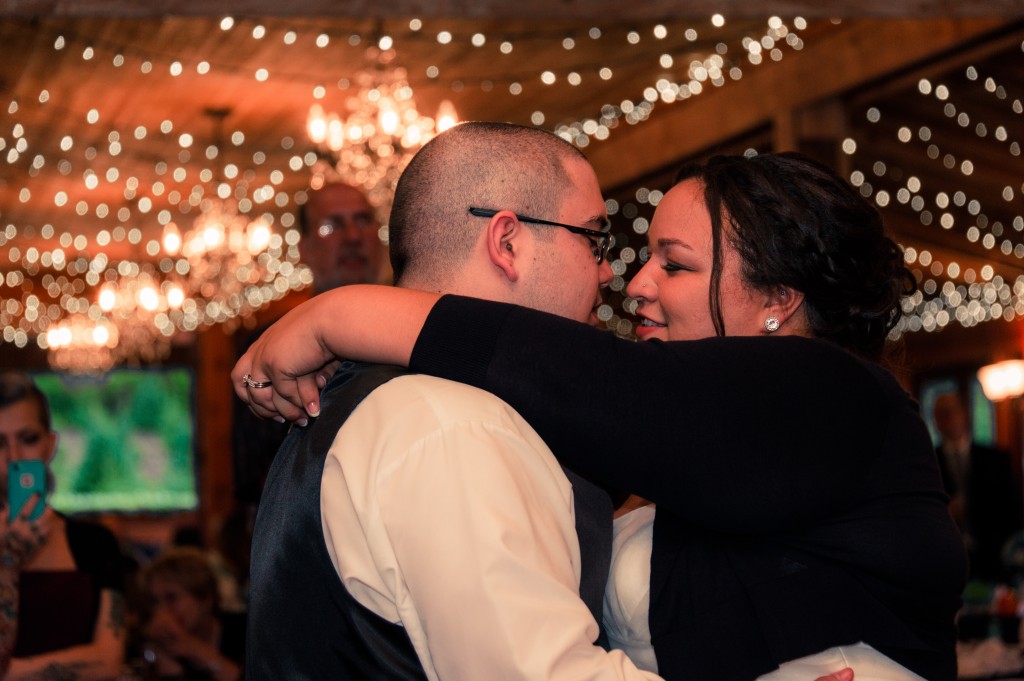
[626,264,655,300]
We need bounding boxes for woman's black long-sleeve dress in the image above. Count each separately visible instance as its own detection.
[409,296,967,681]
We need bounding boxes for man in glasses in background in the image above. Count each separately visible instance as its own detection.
[297,181,390,295]
[232,181,391,506]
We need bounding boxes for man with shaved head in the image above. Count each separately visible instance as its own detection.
[245,121,653,679]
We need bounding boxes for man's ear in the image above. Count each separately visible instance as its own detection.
[484,211,522,283]
[765,285,805,332]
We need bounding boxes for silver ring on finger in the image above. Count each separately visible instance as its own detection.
[242,373,273,389]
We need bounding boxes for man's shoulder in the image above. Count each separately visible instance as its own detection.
[330,373,559,471]
[363,373,523,422]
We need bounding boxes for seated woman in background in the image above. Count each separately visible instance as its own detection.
[0,370,126,680]
[135,547,244,681]
[236,152,967,680]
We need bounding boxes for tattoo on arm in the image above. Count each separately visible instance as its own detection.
[29,661,96,681]
[0,569,19,674]
[106,591,125,633]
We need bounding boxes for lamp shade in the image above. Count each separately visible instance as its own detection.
[977,360,1024,401]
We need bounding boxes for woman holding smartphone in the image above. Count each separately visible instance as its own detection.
[0,370,126,680]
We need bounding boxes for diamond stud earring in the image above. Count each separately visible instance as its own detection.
[764,317,780,333]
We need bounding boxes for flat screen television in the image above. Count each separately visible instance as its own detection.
[31,367,198,514]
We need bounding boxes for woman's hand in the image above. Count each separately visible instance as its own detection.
[232,284,438,423]
[144,608,192,655]
[0,500,53,570]
[144,609,239,681]
[232,295,340,424]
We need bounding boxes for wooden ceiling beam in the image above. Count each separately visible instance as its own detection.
[884,211,1024,277]
[845,23,1024,106]
[851,114,1024,191]
[585,18,1011,191]
[3,0,1024,20]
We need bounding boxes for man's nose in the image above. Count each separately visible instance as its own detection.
[598,258,614,287]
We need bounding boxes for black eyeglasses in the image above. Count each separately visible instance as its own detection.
[468,207,612,264]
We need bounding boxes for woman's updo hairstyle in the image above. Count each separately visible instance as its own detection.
[676,151,916,361]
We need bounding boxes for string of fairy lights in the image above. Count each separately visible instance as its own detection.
[0,14,809,370]
[842,42,1024,338]
[1,17,1020,370]
[594,39,1024,342]
[550,16,806,148]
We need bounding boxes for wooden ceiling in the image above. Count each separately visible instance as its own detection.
[1,3,1023,363]
[3,0,1022,20]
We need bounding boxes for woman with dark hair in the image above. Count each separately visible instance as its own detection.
[136,547,245,681]
[235,152,966,680]
[0,370,126,679]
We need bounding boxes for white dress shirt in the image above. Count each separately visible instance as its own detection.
[320,374,660,681]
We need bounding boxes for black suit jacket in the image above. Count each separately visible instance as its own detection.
[936,442,1022,580]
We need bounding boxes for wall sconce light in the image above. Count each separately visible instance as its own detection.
[977,359,1024,401]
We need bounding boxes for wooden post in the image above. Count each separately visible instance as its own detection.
[195,325,237,547]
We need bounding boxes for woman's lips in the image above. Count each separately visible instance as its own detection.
[634,317,665,339]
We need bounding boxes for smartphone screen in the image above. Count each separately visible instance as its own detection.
[8,460,46,522]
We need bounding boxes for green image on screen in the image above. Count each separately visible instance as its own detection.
[33,367,198,514]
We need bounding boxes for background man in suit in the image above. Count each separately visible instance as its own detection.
[295,181,389,295]
[232,181,388,505]
[934,391,1022,581]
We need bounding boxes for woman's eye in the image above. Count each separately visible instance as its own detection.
[662,261,692,273]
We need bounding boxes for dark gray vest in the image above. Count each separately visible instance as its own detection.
[247,363,611,679]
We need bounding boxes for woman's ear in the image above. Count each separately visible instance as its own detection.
[764,285,806,334]
[484,211,522,283]
[46,431,58,464]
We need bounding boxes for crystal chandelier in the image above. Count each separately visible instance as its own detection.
[44,315,123,374]
[41,266,175,374]
[307,56,458,211]
[36,199,304,375]
[161,194,296,330]
[161,108,307,336]
[28,111,309,375]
